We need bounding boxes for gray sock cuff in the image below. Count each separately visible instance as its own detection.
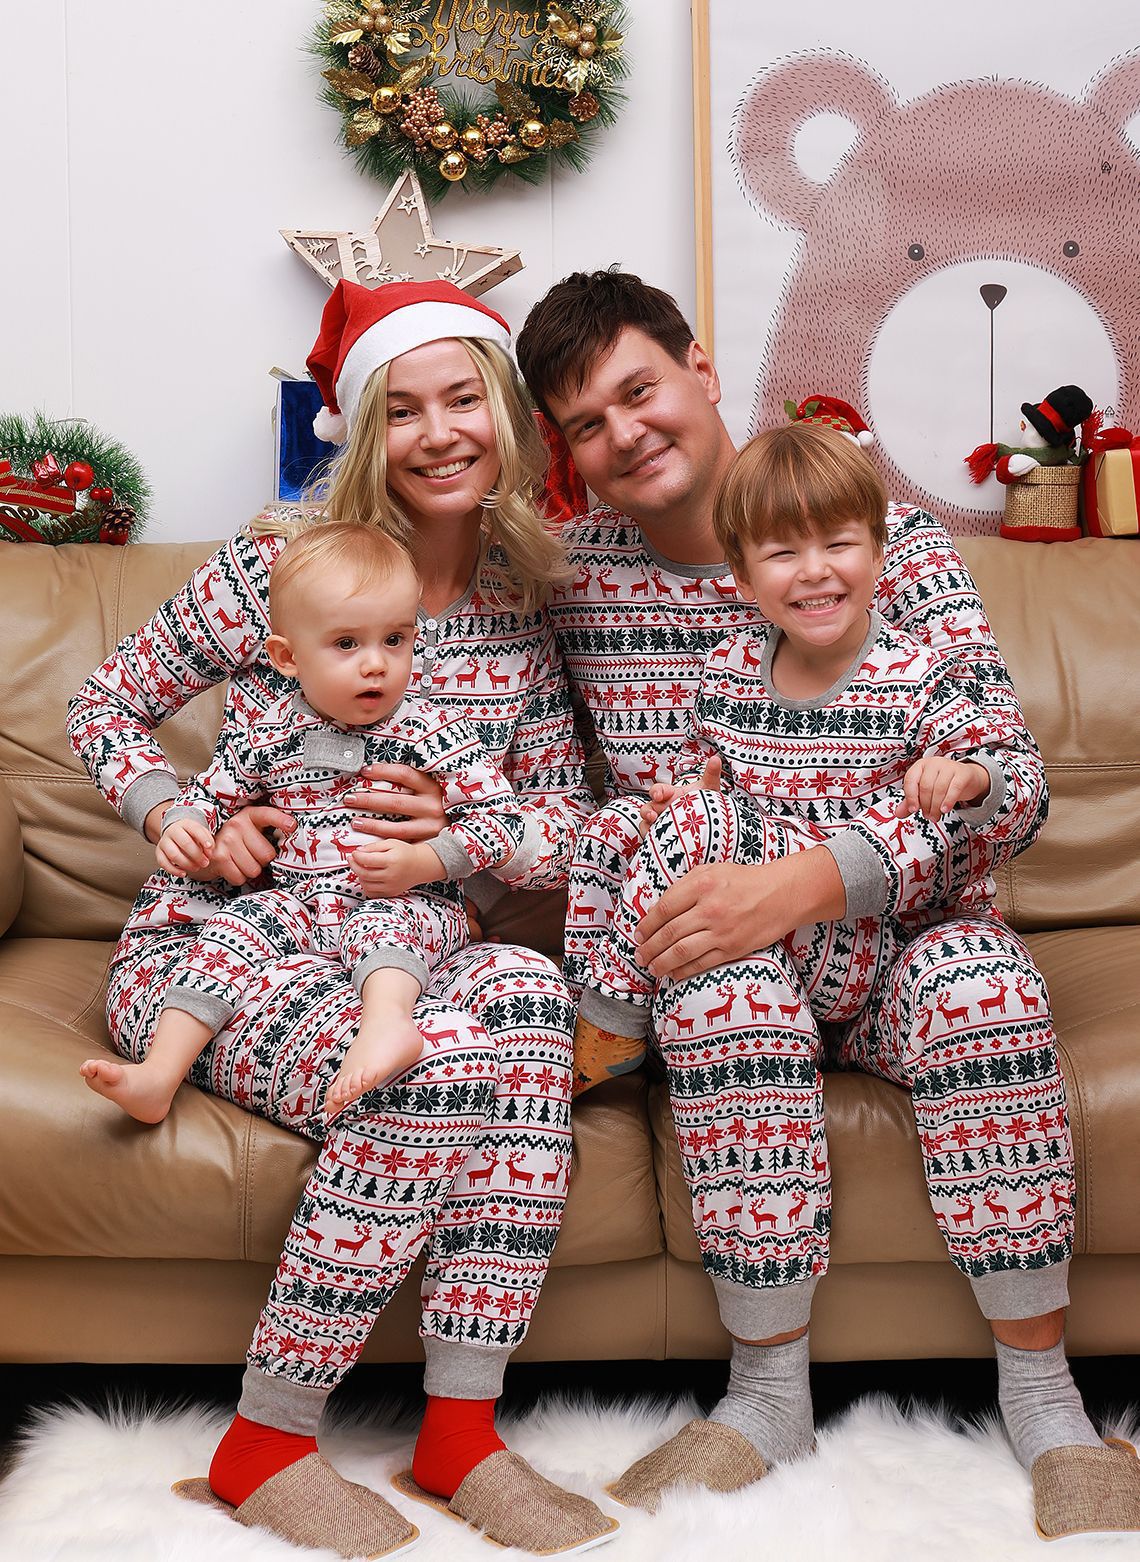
[238,1362,330,1436]
[970,1259,1071,1321]
[422,1336,512,1400]
[711,1274,818,1340]
[578,986,652,1039]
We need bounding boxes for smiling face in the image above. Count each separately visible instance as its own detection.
[383,338,501,535]
[266,556,419,728]
[736,517,883,666]
[545,327,734,532]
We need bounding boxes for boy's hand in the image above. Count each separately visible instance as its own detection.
[896,757,990,821]
[157,818,215,876]
[354,838,445,898]
[639,756,722,835]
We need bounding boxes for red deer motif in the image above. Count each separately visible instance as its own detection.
[454,659,480,689]
[629,578,650,598]
[679,577,704,599]
[303,1224,325,1248]
[725,1201,743,1222]
[950,1198,975,1228]
[787,1192,809,1223]
[936,991,971,1028]
[711,577,737,599]
[885,648,920,677]
[943,617,971,645]
[665,1006,695,1037]
[333,1223,372,1258]
[978,977,1009,1018]
[596,569,621,599]
[1018,1190,1045,1222]
[505,1153,534,1190]
[983,1192,1009,1223]
[749,1198,778,1230]
[1013,976,1041,1013]
[914,1004,935,1043]
[1049,1182,1073,1213]
[633,759,660,788]
[704,985,736,1026]
[453,776,486,802]
[569,567,592,598]
[486,659,513,691]
[467,1152,499,1187]
[744,984,771,1022]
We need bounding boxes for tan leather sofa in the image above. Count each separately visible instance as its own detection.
[1,537,1137,1367]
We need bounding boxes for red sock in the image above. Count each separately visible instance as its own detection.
[411,1395,506,1499]
[208,1412,319,1508]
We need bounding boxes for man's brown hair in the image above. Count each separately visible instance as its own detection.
[713,422,888,578]
[516,269,695,422]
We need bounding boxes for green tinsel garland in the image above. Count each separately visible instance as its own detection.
[313,0,628,204]
[0,412,151,544]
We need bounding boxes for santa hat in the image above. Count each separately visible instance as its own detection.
[307,279,512,444]
[1020,385,1094,448]
[786,395,874,449]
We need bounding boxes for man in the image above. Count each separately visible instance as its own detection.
[515,270,1139,1540]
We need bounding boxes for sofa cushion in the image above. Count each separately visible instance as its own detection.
[0,939,663,1270]
[655,924,1140,1266]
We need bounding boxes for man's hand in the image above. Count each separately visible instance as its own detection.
[355,839,446,899]
[206,806,297,886]
[639,756,722,835]
[634,845,846,982]
[343,764,446,843]
[157,818,215,877]
[895,757,989,821]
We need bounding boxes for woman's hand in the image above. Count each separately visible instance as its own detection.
[343,764,447,842]
[207,806,297,886]
[634,845,846,982]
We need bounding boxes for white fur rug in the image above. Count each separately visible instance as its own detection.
[1,1394,1138,1562]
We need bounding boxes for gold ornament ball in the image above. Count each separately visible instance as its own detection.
[577,38,596,58]
[579,21,597,40]
[374,13,394,35]
[366,0,388,12]
[358,14,376,30]
[460,125,486,154]
[372,85,401,114]
[563,27,580,47]
[428,119,458,150]
[518,118,548,149]
[439,150,469,181]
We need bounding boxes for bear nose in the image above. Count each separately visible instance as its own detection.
[980,284,1008,312]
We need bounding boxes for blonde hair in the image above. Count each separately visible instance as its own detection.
[268,521,416,631]
[252,339,567,615]
[713,422,888,577]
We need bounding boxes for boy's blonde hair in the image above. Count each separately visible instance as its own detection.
[253,339,567,616]
[714,422,888,578]
[268,521,416,630]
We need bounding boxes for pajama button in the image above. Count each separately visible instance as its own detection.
[343,748,352,758]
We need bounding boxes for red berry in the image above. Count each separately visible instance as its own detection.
[64,461,95,491]
[90,486,114,504]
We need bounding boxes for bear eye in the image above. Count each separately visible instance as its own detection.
[907,242,925,262]
[1062,240,1080,258]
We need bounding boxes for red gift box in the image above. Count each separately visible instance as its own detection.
[1081,428,1140,537]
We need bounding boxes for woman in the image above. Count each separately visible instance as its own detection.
[68,280,616,1558]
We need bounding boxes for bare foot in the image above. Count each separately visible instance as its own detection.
[324,1018,423,1120]
[79,1058,176,1125]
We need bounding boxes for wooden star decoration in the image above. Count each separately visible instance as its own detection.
[280,171,523,297]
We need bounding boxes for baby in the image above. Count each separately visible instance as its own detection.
[82,522,527,1122]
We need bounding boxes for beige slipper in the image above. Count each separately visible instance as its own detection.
[392,1450,619,1553]
[1032,1437,1140,1541]
[173,1451,419,1558]
[605,1418,768,1514]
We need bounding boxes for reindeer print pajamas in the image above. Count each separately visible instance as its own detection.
[69,524,592,1411]
[153,690,533,1031]
[552,505,1074,1334]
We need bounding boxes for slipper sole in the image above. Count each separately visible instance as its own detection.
[392,1467,618,1554]
[1032,1438,1140,1542]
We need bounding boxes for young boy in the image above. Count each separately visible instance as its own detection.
[573,422,1017,1085]
[81,522,528,1124]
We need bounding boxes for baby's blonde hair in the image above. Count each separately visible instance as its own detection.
[252,339,567,615]
[268,521,417,631]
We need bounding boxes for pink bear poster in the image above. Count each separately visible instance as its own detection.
[700,1,1140,532]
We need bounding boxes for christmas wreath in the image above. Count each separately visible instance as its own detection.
[0,413,150,545]
[315,0,627,201]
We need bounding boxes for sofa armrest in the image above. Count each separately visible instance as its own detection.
[0,785,24,936]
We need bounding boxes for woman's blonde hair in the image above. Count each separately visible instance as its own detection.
[251,339,567,615]
[713,422,888,578]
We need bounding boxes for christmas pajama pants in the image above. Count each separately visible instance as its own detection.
[157,883,470,1032]
[566,793,1075,1338]
[110,875,574,1432]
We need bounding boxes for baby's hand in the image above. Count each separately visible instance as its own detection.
[896,757,990,821]
[157,818,215,876]
[355,838,442,898]
[639,756,722,835]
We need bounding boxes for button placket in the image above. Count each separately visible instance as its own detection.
[420,617,439,694]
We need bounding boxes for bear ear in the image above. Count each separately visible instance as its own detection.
[732,52,895,233]
[1087,47,1140,133]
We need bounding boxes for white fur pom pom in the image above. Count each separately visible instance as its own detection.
[856,430,874,449]
[313,406,348,445]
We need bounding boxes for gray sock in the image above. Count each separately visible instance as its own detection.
[707,1332,814,1466]
[994,1338,1101,1469]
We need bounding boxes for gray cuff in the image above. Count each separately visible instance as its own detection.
[428,829,477,882]
[161,803,211,833]
[120,770,180,836]
[824,830,890,918]
[352,948,429,996]
[578,986,652,1040]
[238,1362,330,1436]
[955,751,1008,828]
[462,869,511,916]
[161,985,233,1031]
[970,1258,1071,1321]
[711,1274,819,1339]
[492,815,547,882]
[421,1336,512,1400]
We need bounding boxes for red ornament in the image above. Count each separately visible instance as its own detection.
[90,486,114,504]
[32,452,63,486]
[64,461,96,491]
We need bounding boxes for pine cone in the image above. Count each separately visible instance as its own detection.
[347,41,382,75]
[568,89,600,122]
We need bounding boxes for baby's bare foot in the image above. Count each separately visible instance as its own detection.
[79,1058,176,1125]
[324,1021,423,1119]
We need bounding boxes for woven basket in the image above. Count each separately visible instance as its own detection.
[1001,462,1081,539]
